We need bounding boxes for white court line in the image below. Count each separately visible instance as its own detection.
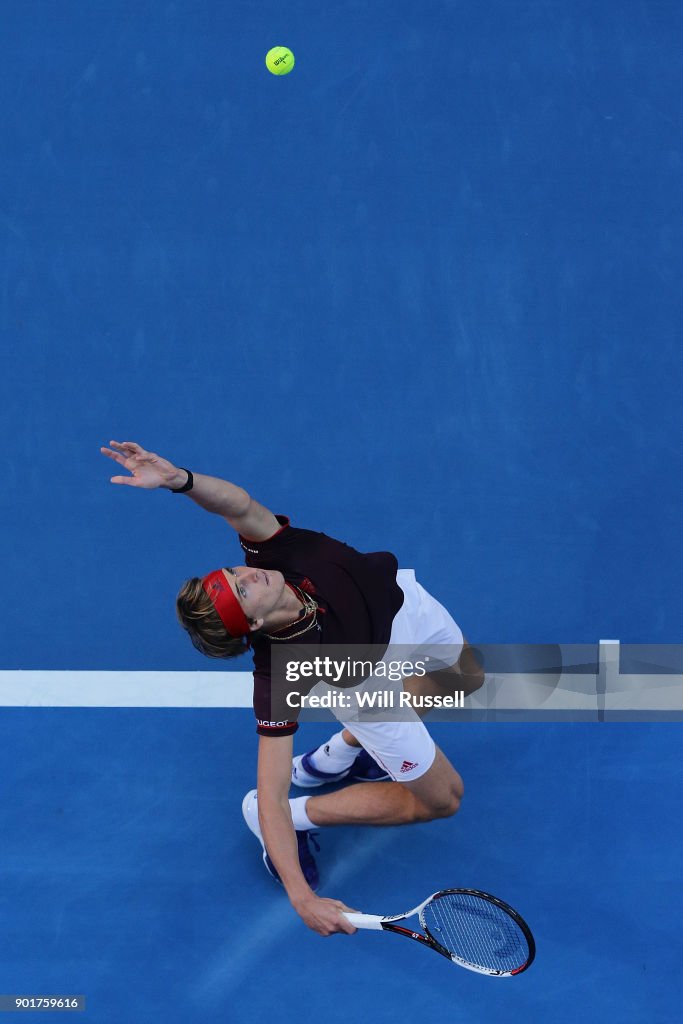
[0,671,253,707]
[0,668,596,710]
[597,640,620,721]
[3,645,682,712]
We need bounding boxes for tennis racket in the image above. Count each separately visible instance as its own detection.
[343,888,535,976]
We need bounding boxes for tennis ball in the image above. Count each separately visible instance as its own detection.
[265,46,295,76]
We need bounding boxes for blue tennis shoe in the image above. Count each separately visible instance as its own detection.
[291,746,389,786]
[291,750,353,787]
[349,748,390,782]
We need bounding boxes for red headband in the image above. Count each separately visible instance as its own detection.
[202,570,252,640]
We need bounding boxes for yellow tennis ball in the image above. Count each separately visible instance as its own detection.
[265,46,295,76]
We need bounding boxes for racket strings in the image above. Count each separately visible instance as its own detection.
[421,894,529,972]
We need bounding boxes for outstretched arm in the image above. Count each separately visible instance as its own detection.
[257,734,358,936]
[100,440,280,541]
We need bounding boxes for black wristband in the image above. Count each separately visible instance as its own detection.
[170,469,194,493]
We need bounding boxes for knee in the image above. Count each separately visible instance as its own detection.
[413,780,463,822]
[433,790,462,819]
[458,647,485,696]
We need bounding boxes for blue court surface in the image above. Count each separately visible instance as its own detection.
[0,711,680,1022]
[1,0,682,1021]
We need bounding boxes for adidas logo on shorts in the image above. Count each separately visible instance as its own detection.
[399,760,418,773]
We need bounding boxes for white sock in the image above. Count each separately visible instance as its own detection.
[309,730,360,772]
[289,795,316,831]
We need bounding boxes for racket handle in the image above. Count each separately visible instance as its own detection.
[342,912,385,930]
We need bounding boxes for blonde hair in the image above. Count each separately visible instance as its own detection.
[176,577,254,658]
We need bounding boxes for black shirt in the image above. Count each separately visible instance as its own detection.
[240,516,404,736]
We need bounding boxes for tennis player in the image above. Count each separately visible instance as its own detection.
[101,440,485,937]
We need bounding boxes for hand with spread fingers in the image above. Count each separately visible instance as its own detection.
[100,440,186,490]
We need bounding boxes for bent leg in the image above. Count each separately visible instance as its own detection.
[304,746,463,827]
[403,639,485,712]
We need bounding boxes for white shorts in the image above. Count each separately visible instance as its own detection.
[335,570,464,783]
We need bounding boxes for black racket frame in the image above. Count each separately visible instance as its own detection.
[380,887,536,976]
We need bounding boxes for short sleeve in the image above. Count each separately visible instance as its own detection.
[253,665,299,736]
[239,515,290,551]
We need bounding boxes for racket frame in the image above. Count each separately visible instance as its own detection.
[344,888,535,976]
